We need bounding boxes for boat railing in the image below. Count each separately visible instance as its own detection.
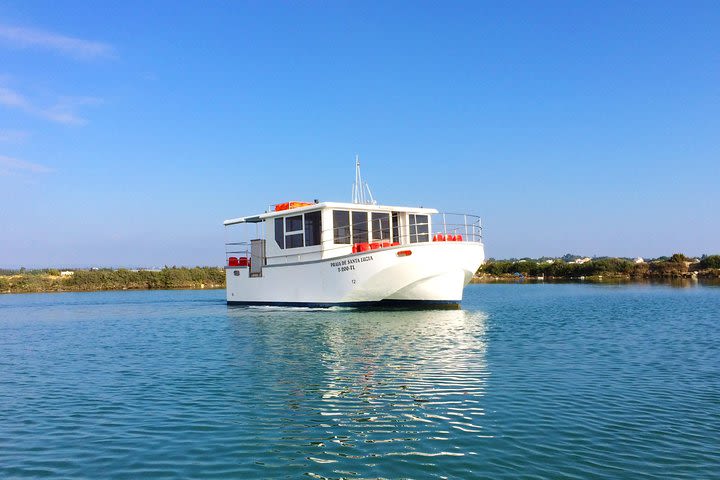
[430,213,483,243]
[224,211,482,266]
[225,242,251,256]
[224,242,251,267]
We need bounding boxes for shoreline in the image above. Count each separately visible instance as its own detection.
[3,258,719,295]
[0,267,225,295]
[476,255,720,283]
[0,284,226,295]
[470,275,720,285]
[472,270,720,283]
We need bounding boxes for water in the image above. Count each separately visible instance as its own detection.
[0,284,718,479]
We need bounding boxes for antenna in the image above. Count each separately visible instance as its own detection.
[352,155,377,205]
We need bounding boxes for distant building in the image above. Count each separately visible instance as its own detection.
[543,259,555,264]
[634,257,645,264]
[60,270,74,276]
[572,257,592,264]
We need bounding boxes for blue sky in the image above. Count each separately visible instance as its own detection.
[0,1,718,267]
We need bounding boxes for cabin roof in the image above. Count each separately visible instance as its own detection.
[223,202,438,226]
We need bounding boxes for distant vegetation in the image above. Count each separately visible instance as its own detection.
[478,254,720,280]
[2,254,719,294]
[699,255,720,269]
[0,267,225,294]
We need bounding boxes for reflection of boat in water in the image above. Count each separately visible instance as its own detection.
[224,306,491,462]
[224,160,485,308]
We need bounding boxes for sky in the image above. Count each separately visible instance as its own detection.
[0,1,718,267]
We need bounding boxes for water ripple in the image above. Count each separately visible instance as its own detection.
[1,285,719,478]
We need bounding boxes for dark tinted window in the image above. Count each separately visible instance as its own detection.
[409,214,417,243]
[286,215,303,232]
[371,212,391,241]
[304,211,322,246]
[333,210,351,244]
[275,217,284,249]
[286,233,303,248]
[285,215,304,248]
[352,211,368,244]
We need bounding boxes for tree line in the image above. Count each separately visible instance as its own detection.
[0,267,225,294]
[479,254,720,278]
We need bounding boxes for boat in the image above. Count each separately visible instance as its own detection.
[223,160,485,308]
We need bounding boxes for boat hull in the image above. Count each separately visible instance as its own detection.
[225,242,484,308]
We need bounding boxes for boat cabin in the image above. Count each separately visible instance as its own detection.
[224,201,479,272]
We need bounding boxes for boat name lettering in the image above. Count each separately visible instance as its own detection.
[330,255,374,271]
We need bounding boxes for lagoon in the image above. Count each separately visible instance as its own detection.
[1,284,718,478]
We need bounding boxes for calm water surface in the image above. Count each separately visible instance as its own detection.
[0,284,718,479]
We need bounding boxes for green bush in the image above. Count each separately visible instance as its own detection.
[670,253,689,263]
[479,256,683,278]
[63,267,225,291]
[649,260,687,276]
[699,255,720,269]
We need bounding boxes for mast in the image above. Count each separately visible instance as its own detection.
[351,155,376,205]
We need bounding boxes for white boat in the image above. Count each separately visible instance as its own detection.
[223,161,485,308]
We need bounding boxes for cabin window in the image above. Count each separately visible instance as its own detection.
[275,217,284,249]
[304,211,322,246]
[371,212,391,241]
[286,215,303,232]
[333,210,351,244]
[409,214,429,243]
[391,212,400,243]
[286,233,303,248]
[352,211,368,244]
[285,215,304,249]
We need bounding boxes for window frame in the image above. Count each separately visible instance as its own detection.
[409,213,430,243]
[275,217,284,249]
[391,212,400,244]
[304,210,322,247]
[275,211,324,250]
[371,212,391,242]
[333,210,351,245]
[351,211,369,244]
[284,214,304,249]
